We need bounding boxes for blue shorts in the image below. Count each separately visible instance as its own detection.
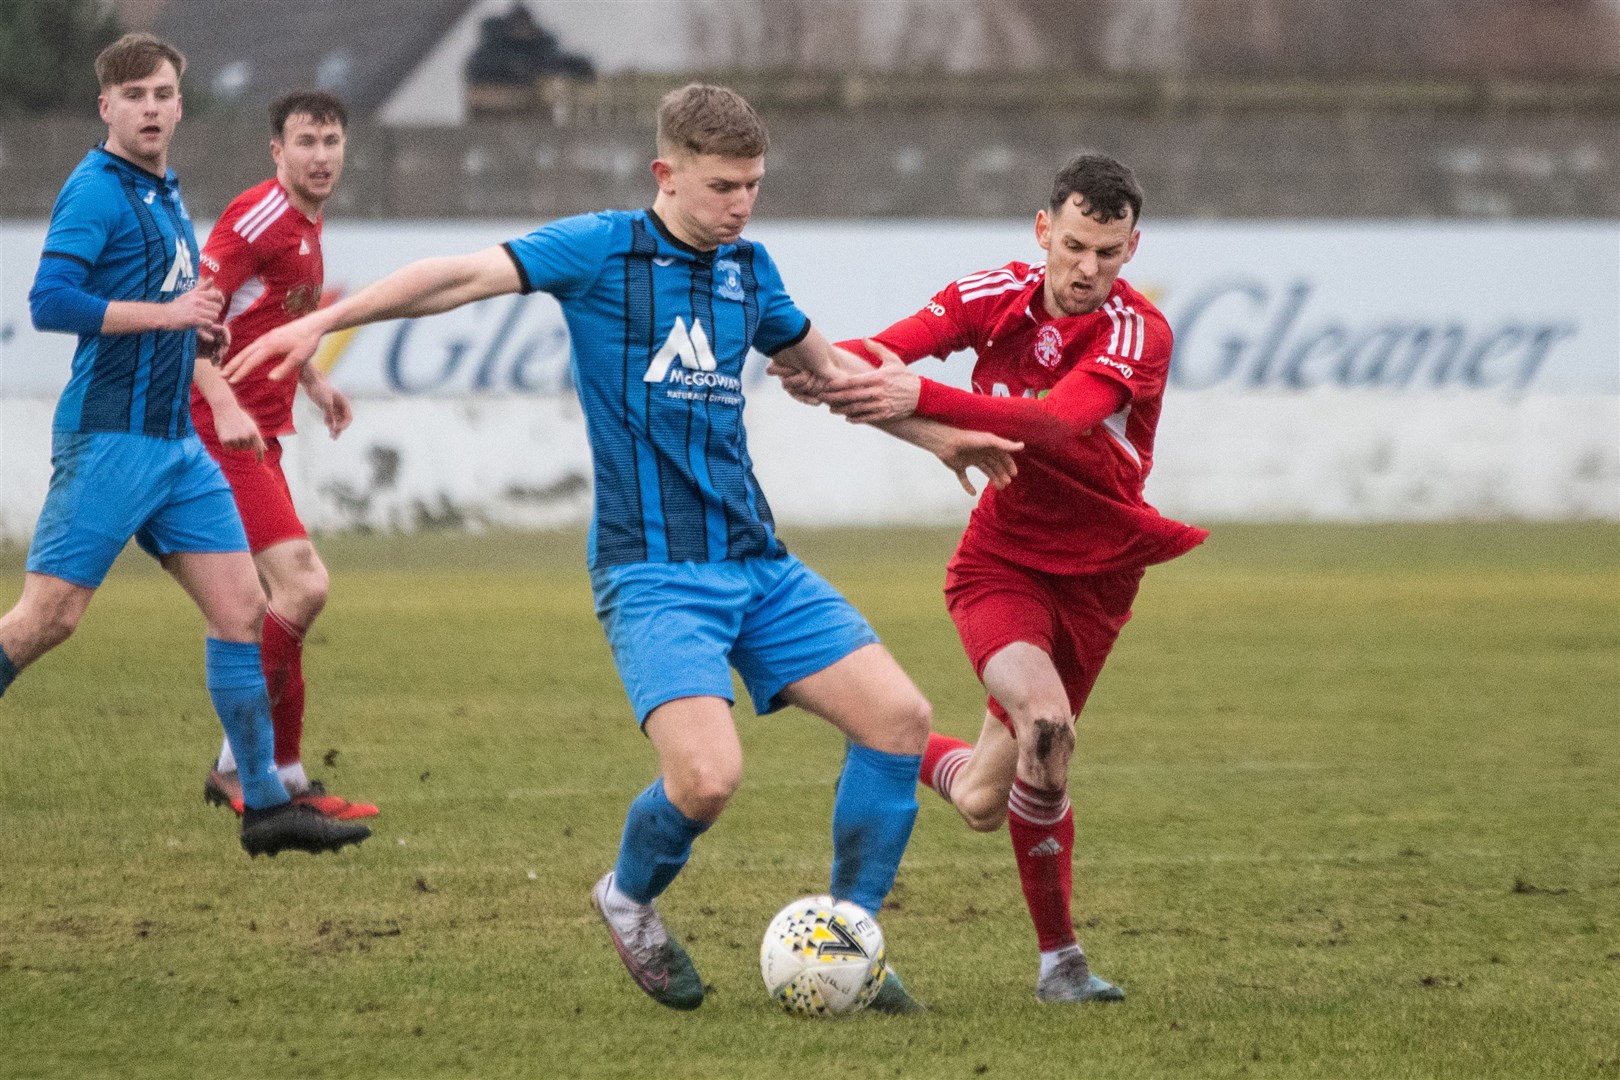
[590,554,880,725]
[26,431,248,589]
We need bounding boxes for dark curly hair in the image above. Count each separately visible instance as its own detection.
[1050,154,1143,224]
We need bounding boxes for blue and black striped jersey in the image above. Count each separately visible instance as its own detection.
[34,146,201,438]
[503,208,810,569]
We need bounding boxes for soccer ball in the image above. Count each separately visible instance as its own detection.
[760,895,887,1017]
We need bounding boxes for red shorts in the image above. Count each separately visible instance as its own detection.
[198,435,307,553]
[944,534,1144,732]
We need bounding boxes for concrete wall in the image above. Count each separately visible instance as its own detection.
[3,75,1616,220]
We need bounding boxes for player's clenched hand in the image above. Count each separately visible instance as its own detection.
[936,429,1023,495]
[211,397,266,461]
[820,340,920,424]
[223,317,321,384]
[767,358,829,405]
[301,369,353,439]
[168,286,225,330]
[196,322,231,364]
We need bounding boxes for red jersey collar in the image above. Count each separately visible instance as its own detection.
[988,268,1126,346]
[271,179,324,226]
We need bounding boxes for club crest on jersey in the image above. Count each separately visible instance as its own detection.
[716,258,745,302]
[1034,324,1064,368]
[283,282,322,317]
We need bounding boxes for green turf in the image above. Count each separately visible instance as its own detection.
[1,523,1616,1079]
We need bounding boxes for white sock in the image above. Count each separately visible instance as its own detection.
[603,875,648,914]
[1039,944,1084,980]
[216,740,236,773]
[602,880,664,945]
[277,762,309,792]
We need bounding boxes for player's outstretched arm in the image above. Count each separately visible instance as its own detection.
[223,247,522,384]
[192,356,266,460]
[827,338,1128,460]
[904,420,1023,494]
[818,340,922,423]
[101,286,226,335]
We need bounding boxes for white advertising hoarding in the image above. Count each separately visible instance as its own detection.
[2,219,1616,538]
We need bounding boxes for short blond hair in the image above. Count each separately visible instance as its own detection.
[656,83,769,160]
[95,32,185,90]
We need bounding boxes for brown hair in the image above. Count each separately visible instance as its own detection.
[1050,153,1144,225]
[94,32,185,90]
[271,91,349,138]
[656,83,769,160]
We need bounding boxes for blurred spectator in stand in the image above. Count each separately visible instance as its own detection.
[465,2,593,117]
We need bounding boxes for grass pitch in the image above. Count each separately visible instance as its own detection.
[1,523,1616,1080]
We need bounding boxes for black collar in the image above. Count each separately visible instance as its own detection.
[94,143,171,184]
[646,207,715,259]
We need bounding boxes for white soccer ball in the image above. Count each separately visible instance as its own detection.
[760,895,887,1017]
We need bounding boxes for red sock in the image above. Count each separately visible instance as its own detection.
[919,732,973,798]
[260,608,306,768]
[1007,778,1076,952]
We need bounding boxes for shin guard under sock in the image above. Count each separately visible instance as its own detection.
[612,778,711,905]
[830,742,922,916]
[1007,777,1076,952]
[205,638,290,810]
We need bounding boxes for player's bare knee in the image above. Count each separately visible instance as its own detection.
[1029,718,1075,767]
[891,691,931,752]
[672,779,736,822]
[1017,725,1073,792]
[954,791,1007,833]
[286,567,329,623]
[846,690,929,755]
[33,604,82,651]
[220,589,269,642]
[244,587,269,629]
[302,558,330,606]
[667,761,741,822]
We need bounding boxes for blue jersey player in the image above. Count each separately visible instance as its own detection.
[0,33,368,859]
[227,83,1021,1011]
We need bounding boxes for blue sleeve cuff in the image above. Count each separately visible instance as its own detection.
[30,252,109,335]
[759,317,812,357]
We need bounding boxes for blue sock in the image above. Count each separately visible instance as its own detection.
[830,742,922,916]
[205,638,289,810]
[612,778,711,905]
[0,644,16,698]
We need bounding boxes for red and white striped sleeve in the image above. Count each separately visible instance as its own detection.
[1086,292,1172,402]
[837,265,1021,366]
[200,183,288,307]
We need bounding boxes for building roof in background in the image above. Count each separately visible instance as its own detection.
[116,0,476,112]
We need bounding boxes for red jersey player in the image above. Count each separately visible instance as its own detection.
[796,154,1207,1003]
[190,91,376,820]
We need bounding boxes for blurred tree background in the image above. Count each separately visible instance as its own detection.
[0,0,124,116]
